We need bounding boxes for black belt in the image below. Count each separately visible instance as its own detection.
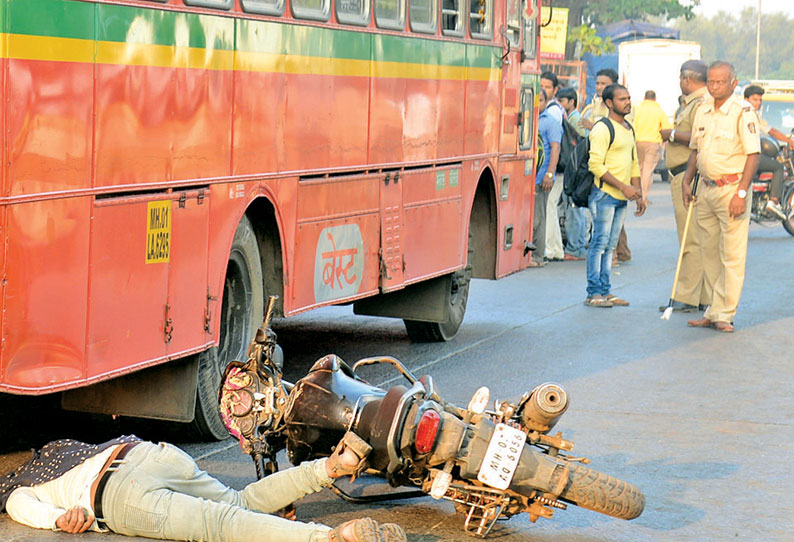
[669,163,688,176]
[93,442,139,528]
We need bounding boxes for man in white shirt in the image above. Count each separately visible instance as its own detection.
[1,435,405,542]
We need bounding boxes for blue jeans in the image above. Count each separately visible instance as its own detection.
[564,202,588,258]
[586,187,628,297]
[101,442,333,542]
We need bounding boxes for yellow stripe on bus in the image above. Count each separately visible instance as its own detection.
[1,33,499,82]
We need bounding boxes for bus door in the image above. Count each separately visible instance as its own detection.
[498,0,524,156]
[379,170,405,292]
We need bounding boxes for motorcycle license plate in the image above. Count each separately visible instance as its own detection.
[477,423,527,490]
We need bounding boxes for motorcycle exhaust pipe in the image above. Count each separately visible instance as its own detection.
[520,383,569,434]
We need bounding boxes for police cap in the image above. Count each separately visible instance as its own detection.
[680,59,707,79]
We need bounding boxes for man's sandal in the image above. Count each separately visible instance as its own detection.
[605,294,629,306]
[585,295,613,308]
[328,518,407,542]
[327,431,372,481]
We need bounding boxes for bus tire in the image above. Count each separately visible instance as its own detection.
[403,234,472,342]
[192,216,264,440]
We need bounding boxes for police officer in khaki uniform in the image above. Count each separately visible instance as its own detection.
[658,60,710,313]
[682,61,761,333]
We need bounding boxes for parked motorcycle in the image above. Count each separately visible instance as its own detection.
[218,297,644,537]
[753,135,794,236]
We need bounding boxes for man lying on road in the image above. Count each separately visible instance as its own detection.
[0,434,405,542]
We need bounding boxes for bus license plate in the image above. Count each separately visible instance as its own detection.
[477,423,527,490]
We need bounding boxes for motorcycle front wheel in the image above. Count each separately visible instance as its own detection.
[558,463,645,520]
[781,184,794,236]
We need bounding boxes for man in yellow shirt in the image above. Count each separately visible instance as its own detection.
[635,90,672,204]
[683,61,760,333]
[584,84,646,307]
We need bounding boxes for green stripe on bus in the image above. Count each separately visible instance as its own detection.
[237,19,371,60]
[6,0,94,41]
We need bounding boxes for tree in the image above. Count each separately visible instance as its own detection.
[675,8,794,80]
[550,0,699,27]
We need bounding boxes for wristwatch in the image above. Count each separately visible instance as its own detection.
[668,129,676,143]
[545,172,554,178]
[737,189,747,199]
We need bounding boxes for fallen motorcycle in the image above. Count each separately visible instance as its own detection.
[218,297,644,537]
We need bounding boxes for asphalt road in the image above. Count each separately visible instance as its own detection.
[2,180,793,541]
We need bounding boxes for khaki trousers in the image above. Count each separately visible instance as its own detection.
[696,182,751,323]
[544,174,564,259]
[637,141,662,202]
[670,171,709,306]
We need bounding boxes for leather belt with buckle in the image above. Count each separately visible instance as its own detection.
[91,442,139,528]
[703,174,740,187]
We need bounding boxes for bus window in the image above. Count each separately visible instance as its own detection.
[241,0,286,16]
[184,0,233,9]
[523,12,537,60]
[441,0,464,37]
[292,0,331,21]
[337,0,370,26]
[468,0,492,40]
[375,0,405,30]
[410,0,437,34]
[519,86,534,150]
[505,0,520,47]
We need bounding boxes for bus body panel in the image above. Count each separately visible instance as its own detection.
[0,0,542,398]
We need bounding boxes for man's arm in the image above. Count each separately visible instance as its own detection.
[542,142,560,191]
[6,487,93,533]
[769,127,794,149]
[681,150,699,208]
[729,153,760,218]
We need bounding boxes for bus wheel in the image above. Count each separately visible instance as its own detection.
[192,216,264,440]
[403,234,473,342]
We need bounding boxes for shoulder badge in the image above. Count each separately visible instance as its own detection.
[748,122,756,134]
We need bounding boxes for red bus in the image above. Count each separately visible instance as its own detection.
[1,0,543,438]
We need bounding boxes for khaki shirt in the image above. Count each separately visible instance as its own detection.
[666,86,709,169]
[690,93,761,180]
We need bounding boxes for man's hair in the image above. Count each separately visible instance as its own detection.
[539,88,548,100]
[644,90,656,100]
[540,71,559,88]
[596,68,619,83]
[744,84,765,99]
[557,87,578,107]
[708,61,737,81]
[602,83,627,104]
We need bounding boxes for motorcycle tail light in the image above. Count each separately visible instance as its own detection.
[415,409,441,454]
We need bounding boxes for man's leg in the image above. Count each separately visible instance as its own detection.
[544,174,565,260]
[670,171,708,306]
[564,201,587,258]
[532,186,547,265]
[615,225,631,261]
[601,199,628,296]
[586,188,614,297]
[102,443,333,542]
[638,142,661,203]
[705,186,751,324]
[759,153,784,201]
[695,185,722,320]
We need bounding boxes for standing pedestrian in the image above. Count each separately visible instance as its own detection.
[584,84,645,307]
[683,61,761,333]
[580,69,634,265]
[634,90,672,205]
[531,89,562,268]
[658,59,710,313]
[540,72,566,261]
[1,434,407,542]
[557,87,588,261]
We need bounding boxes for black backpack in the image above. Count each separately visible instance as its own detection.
[563,117,633,207]
[556,117,584,174]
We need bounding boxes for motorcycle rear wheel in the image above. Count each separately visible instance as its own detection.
[558,463,645,520]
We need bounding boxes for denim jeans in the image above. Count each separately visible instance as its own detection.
[564,201,588,258]
[101,442,333,542]
[586,187,628,297]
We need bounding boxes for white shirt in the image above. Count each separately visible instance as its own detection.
[6,445,120,531]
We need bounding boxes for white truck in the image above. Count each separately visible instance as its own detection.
[618,39,702,120]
